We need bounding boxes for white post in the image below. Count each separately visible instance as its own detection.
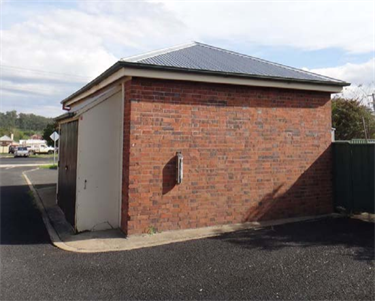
[53,139,56,166]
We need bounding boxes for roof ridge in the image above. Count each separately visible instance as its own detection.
[194,42,344,83]
[121,42,197,63]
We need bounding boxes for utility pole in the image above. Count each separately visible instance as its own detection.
[368,93,375,111]
[362,93,374,143]
[362,116,368,142]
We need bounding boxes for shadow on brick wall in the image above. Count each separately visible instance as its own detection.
[208,145,374,264]
[131,78,330,109]
[163,155,177,195]
[242,146,333,223]
[132,78,330,108]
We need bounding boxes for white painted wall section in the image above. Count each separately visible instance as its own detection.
[75,90,122,232]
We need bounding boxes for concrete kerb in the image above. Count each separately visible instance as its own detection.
[22,169,340,253]
[22,169,78,253]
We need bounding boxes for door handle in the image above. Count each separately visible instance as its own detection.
[65,165,68,171]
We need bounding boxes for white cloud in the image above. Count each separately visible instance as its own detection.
[311,58,375,85]
[162,1,374,54]
[311,58,375,107]
[0,1,374,117]
[0,1,188,116]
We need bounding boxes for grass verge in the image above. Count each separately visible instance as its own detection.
[39,164,57,170]
[30,154,55,158]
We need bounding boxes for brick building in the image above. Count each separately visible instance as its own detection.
[56,42,349,235]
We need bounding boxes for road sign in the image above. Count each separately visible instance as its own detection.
[50,131,59,166]
[50,131,60,141]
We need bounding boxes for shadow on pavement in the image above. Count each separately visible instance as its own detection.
[210,217,374,263]
[0,184,51,245]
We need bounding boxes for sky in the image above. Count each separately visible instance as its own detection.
[0,0,374,117]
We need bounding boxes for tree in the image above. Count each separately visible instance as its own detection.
[42,123,57,146]
[0,111,55,142]
[332,98,375,140]
[0,110,53,131]
[0,111,17,128]
[17,113,53,131]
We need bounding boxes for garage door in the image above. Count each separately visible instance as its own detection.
[57,120,78,227]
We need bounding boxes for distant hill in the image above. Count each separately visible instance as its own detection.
[0,110,54,141]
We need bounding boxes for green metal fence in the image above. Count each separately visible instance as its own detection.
[333,142,375,214]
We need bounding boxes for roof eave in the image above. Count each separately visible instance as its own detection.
[119,61,350,88]
[60,62,123,105]
[61,61,350,106]
[54,112,76,122]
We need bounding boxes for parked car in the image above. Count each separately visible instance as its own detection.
[14,147,29,158]
[28,144,55,155]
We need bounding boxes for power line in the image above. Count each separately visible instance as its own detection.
[0,64,92,80]
[0,84,56,95]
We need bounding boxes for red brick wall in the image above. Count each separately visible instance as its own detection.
[122,77,333,235]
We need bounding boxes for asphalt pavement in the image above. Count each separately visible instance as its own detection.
[0,167,374,300]
[0,156,54,165]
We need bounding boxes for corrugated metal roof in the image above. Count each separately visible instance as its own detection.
[61,42,349,105]
[121,42,347,85]
[0,135,12,141]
